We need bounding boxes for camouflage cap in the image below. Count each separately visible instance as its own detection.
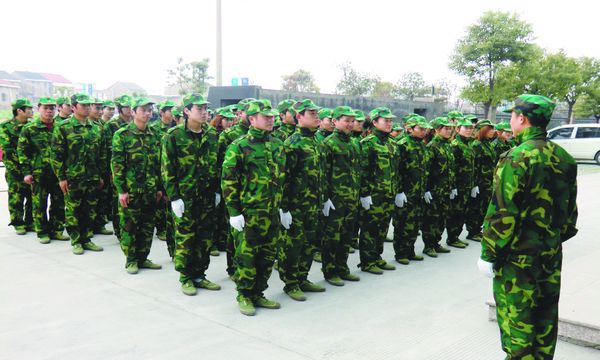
[332,106,356,119]
[495,121,512,132]
[464,114,478,124]
[392,123,403,131]
[503,94,556,124]
[56,96,71,106]
[171,106,183,117]
[131,96,155,109]
[38,97,57,106]
[406,115,432,129]
[246,99,279,116]
[71,93,93,105]
[11,98,33,109]
[182,93,209,107]
[446,110,464,120]
[218,108,236,119]
[92,98,104,105]
[456,117,474,127]
[237,98,256,111]
[318,108,334,120]
[226,104,239,113]
[158,100,177,110]
[354,110,366,122]
[277,99,297,114]
[114,94,133,107]
[432,116,454,128]
[294,99,320,113]
[369,107,396,120]
[475,119,494,129]
[103,100,115,108]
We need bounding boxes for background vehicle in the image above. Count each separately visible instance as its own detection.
[547,124,600,164]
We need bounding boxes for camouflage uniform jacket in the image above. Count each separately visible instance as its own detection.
[471,138,496,190]
[315,129,333,143]
[17,118,57,177]
[104,116,131,174]
[50,117,105,182]
[491,138,512,160]
[0,118,28,176]
[481,126,578,263]
[221,126,285,216]
[281,126,322,212]
[396,134,428,198]
[451,134,475,194]
[161,122,219,203]
[111,122,161,195]
[359,128,397,198]
[322,129,360,205]
[425,135,456,196]
[217,121,250,181]
[271,123,296,142]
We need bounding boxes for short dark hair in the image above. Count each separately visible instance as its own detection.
[12,107,28,117]
[183,104,194,120]
[523,114,548,128]
[160,106,173,114]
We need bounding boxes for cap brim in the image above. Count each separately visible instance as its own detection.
[259,109,279,116]
[502,106,515,114]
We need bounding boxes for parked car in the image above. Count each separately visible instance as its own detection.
[547,124,600,164]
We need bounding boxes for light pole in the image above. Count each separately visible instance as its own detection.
[216,0,222,86]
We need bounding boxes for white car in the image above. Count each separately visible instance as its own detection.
[547,124,600,164]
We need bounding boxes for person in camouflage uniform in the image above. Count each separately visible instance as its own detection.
[50,93,105,255]
[101,100,115,122]
[217,98,254,278]
[88,98,113,236]
[277,99,326,301]
[104,94,134,240]
[348,110,367,252]
[0,98,34,234]
[358,107,398,274]
[161,93,221,296]
[112,97,163,274]
[445,116,476,249]
[315,108,334,143]
[421,117,455,258]
[17,97,68,243]
[478,94,578,359]
[392,115,431,264]
[466,119,497,242]
[54,97,72,123]
[320,106,362,286]
[149,100,177,243]
[221,99,285,316]
[491,122,513,160]
[271,99,296,141]
[390,122,404,141]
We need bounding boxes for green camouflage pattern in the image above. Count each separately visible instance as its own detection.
[11,98,33,109]
[446,133,475,243]
[503,94,556,124]
[321,129,360,277]
[315,129,332,143]
[466,136,497,236]
[482,126,578,359]
[221,126,285,297]
[271,122,296,142]
[181,93,209,107]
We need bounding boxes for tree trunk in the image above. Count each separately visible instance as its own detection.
[567,102,575,124]
[489,106,497,122]
[483,102,491,120]
[595,114,600,123]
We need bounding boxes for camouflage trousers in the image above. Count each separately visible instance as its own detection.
[278,206,319,292]
[165,204,175,259]
[446,191,469,242]
[119,192,156,265]
[173,198,214,283]
[421,191,450,249]
[358,194,394,269]
[5,173,33,228]
[31,172,64,238]
[466,184,492,235]
[154,195,167,237]
[392,194,423,259]
[493,252,562,359]
[321,200,357,278]
[234,208,279,298]
[93,177,112,231]
[64,179,99,246]
[111,185,121,240]
[214,201,228,251]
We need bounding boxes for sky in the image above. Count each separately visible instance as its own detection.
[2,0,598,95]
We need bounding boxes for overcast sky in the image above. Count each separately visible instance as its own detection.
[3,0,598,95]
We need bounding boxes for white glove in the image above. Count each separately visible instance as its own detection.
[423,191,433,204]
[395,192,408,208]
[229,214,245,232]
[360,196,373,210]
[449,188,458,200]
[477,258,494,278]
[322,199,336,217]
[471,186,480,198]
[215,193,221,207]
[279,209,293,229]
[171,199,185,218]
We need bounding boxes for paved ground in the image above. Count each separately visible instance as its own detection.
[1,166,599,359]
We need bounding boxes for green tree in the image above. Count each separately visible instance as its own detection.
[167,57,212,95]
[372,81,395,98]
[449,11,535,120]
[392,72,429,100]
[335,61,379,96]
[281,69,320,93]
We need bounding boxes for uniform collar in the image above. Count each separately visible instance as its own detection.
[297,126,317,137]
[248,126,269,141]
[373,128,390,140]
[333,128,350,141]
[516,126,547,144]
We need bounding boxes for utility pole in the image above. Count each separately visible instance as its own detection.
[216,0,222,86]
